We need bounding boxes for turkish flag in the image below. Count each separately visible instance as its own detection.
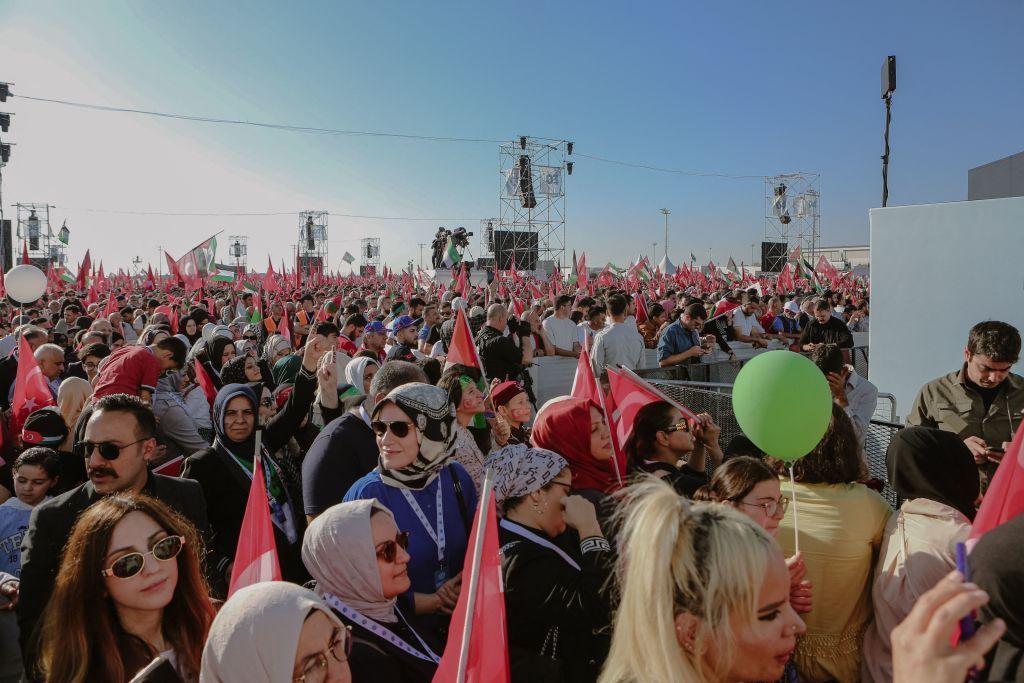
[276,309,293,349]
[228,451,282,597]
[263,258,281,293]
[571,344,598,403]
[432,480,509,683]
[455,262,470,299]
[444,309,482,371]
[632,293,649,324]
[607,367,697,451]
[11,335,57,434]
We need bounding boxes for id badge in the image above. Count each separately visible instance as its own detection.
[434,566,448,590]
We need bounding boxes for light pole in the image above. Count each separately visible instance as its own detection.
[660,208,670,262]
[418,243,426,270]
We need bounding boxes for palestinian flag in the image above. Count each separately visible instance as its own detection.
[442,237,462,268]
[211,263,235,283]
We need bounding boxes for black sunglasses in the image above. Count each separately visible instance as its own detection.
[101,535,185,579]
[375,531,411,563]
[76,438,151,461]
[371,420,414,439]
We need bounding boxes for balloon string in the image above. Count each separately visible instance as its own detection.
[788,464,799,556]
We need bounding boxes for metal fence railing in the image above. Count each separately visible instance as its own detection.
[647,378,904,509]
[638,345,870,386]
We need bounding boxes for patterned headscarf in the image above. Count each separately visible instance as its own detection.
[486,444,568,505]
[372,382,457,490]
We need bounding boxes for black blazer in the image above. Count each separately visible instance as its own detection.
[17,473,211,668]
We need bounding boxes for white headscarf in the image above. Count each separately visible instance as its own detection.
[302,499,398,623]
[199,582,344,683]
[344,356,379,394]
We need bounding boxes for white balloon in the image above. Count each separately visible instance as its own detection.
[5,265,48,304]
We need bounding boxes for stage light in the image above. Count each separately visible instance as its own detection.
[519,136,527,150]
[0,113,9,133]
[0,84,9,103]
[0,143,10,164]
[566,161,573,176]
[566,141,573,155]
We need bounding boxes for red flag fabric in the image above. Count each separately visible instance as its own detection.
[164,250,184,286]
[11,335,57,434]
[0,267,6,299]
[607,367,696,450]
[571,345,598,402]
[777,262,794,294]
[968,420,1024,548]
[103,294,118,320]
[76,249,92,289]
[263,258,281,293]
[276,310,293,349]
[193,359,219,407]
[455,262,470,299]
[21,241,29,265]
[633,293,649,324]
[228,451,282,597]
[432,479,509,683]
[144,265,156,291]
[576,252,588,290]
[444,309,482,371]
[152,455,185,478]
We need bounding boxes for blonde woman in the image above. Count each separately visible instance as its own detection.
[599,477,805,683]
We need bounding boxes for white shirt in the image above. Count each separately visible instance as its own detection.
[591,320,645,377]
[732,310,764,337]
[577,322,601,349]
[542,316,578,352]
[844,368,879,444]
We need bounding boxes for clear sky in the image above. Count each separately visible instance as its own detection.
[1,1,1022,274]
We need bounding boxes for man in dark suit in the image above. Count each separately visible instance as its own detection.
[17,393,214,672]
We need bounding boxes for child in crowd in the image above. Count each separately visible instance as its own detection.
[0,448,59,577]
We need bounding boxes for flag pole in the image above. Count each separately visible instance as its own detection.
[456,466,495,683]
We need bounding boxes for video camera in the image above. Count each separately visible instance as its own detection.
[451,226,473,249]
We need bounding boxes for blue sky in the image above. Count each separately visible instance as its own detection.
[1,1,1022,273]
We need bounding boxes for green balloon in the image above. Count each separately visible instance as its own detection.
[731,351,832,462]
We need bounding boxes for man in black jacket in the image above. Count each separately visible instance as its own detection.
[799,298,854,350]
[17,394,212,670]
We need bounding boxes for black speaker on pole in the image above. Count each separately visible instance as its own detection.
[518,155,537,209]
[760,241,788,273]
[0,220,11,273]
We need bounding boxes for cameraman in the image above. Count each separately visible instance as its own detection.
[476,304,536,403]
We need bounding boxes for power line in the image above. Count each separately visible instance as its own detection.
[53,205,485,221]
[14,93,506,144]
[14,92,773,180]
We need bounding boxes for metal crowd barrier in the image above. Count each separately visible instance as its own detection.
[638,345,870,386]
[646,378,905,509]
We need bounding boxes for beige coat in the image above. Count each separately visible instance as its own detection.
[861,498,971,683]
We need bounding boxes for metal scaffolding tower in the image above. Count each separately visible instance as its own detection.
[298,210,328,278]
[498,136,570,274]
[764,173,820,263]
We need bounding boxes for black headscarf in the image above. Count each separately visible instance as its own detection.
[206,335,235,373]
[220,354,250,385]
[886,426,979,521]
[970,512,1024,681]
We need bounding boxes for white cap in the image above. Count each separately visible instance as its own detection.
[783,301,800,314]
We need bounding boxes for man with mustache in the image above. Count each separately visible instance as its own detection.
[15,394,213,672]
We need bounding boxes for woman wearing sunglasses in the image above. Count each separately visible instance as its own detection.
[303,499,441,682]
[343,382,477,640]
[489,444,613,683]
[183,337,333,586]
[624,401,723,499]
[37,494,214,683]
[201,582,352,683]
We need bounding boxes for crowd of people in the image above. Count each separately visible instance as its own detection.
[0,273,1017,683]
